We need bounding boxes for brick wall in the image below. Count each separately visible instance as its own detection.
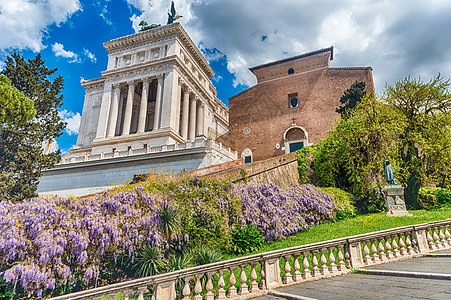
[228,47,374,162]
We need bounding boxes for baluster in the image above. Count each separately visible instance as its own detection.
[205,272,215,300]
[228,266,238,297]
[433,227,441,249]
[439,227,446,248]
[378,239,386,262]
[259,261,266,290]
[398,233,406,257]
[239,264,249,295]
[311,250,321,277]
[217,269,227,300]
[137,287,146,300]
[445,225,451,247]
[370,239,379,263]
[427,229,435,250]
[249,262,259,293]
[320,248,329,277]
[405,234,413,255]
[293,254,302,282]
[123,289,133,300]
[182,276,191,300]
[385,238,393,260]
[344,246,351,268]
[328,246,338,275]
[302,251,311,279]
[193,275,203,300]
[363,241,371,265]
[337,245,346,272]
[283,255,293,284]
[392,235,400,258]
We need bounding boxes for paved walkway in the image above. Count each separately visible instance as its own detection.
[257,250,451,300]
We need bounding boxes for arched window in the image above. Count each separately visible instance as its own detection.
[241,148,253,163]
[283,126,308,154]
[288,68,294,75]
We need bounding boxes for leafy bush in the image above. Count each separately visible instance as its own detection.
[436,188,451,206]
[419,187,438,209]
[231,224,264,254]
[320,187,355,214]
[133,246,167,277]
[353,188,386,214]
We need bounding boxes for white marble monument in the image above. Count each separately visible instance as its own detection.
[38,22,236,196]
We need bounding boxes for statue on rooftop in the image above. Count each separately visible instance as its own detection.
[139,21,161,31]
[383,160,398,185]
[167,1,182,24]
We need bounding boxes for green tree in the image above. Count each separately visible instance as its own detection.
[313,94,401,212]
[0,53,65,201]
[0,76,35,124]
[384,75,451,209]
[336,81,370,118]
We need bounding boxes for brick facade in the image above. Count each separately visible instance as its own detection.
[227,46,374,162]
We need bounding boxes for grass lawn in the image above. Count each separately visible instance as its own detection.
[224,206,451,259]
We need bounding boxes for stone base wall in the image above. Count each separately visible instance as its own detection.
[38,149,211,197]
[206,152,299,187]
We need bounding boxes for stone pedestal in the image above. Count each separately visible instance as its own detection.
[382,184,412,217]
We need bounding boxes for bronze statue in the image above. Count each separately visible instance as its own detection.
[167,1,182,24]
[383,160,398,185]
[139,21,161,31]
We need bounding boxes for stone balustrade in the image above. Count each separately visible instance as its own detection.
[50,220,451,300]
[60,138,238,165]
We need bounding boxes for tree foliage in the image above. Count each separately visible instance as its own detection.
[302,75,451,211]
[0,53,65,201]
[0,76,35,125]
[336,81,370,118]
[383,75,451,208]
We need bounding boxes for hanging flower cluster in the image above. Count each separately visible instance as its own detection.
[234,183,336,241]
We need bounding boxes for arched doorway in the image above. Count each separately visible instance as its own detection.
[283,126,308,153]
[241,148,253,163]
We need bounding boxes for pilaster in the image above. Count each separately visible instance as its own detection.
[95,82,113,140]
[160,69,179,130]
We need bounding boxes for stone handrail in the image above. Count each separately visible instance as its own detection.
[60,138,238,165]
[50,220,451,300]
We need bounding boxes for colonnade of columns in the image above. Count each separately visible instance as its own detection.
[95,73,206,142]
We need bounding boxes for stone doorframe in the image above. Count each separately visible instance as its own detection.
[283,125,308,154]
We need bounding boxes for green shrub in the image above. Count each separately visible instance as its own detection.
[231,224,265,254]
[353,188,385,214]
[436,188,451,206]
[419,187,438,209]
[320,187,356,214]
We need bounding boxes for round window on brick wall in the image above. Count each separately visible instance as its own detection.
[243,127,251,134]
[290,97,298,108]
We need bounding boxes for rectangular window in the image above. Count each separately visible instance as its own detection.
[244,156,252,164]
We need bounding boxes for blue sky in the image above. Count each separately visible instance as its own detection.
[2,0,451,153]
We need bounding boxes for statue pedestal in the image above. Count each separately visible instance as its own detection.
[382,184,412,217]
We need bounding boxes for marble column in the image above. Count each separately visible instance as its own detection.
[95,83,113,139]
[188,97,198,141]
[122,81,135,136]
[137,79,150,134]
[180,86,190,139]
[197,101,205,137]
[175,79,183,133]
[153,74,164,130]
[116,95,124,135]
[160,69,179,130]
[106,84,121,138]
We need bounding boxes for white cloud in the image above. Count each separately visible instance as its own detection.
[59,110,81,136]
[126,0,451,91]
[52,42,79,62]
[83,48,97,63]
[0,0,81,52]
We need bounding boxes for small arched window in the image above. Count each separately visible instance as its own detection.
[288,68,294,75]
[290,97,298,108]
